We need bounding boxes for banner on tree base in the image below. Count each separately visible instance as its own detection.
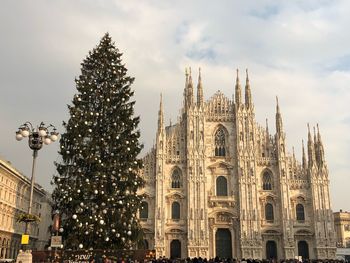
[61,249,155,263]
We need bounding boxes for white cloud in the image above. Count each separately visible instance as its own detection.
[0,0,349,210]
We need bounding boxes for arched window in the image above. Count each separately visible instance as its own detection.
[216,176,228,196]
[140,201,148,219]
[215,128,226,156]
[265,203,274,222]
[171,169,181,188]
[262,171,272,190]
[296,204,305,221]
[172,202,180,220]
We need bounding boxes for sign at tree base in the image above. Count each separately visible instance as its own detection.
[21,234,29,245]
[51,236,62,248]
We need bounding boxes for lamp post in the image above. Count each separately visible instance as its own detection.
[15,122,59,243]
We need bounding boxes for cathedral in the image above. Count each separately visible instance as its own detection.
[139,68,336,260]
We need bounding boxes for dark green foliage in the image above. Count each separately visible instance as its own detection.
[52,33,144,250]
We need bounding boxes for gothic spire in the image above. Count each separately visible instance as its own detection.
[307,123,316,168]
[275,96,283,136]
[235,69,242,105]
[264,118,270,156]
[292,146,296,163]
[245,69,252,108]
[307,123,312,142]
[302,139,307,170]
[197,67,203,106]
[183,68,189,108]
[158,93,164,131]
[317,124,323,145]
[266,118,270,142]
[317,123,325,166]
[187,67,194,107]
[313,126,317,147]
[313,126,320,164]
[265,118,269,138]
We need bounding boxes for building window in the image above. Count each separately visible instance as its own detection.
[262,171,272,190]
[215,128,226,156]
[171,169,181,188]
[296,204,305,221]
[172,201,180,220]
[265,203,274,222]
[140,201,148,219]
[216,176,228,196]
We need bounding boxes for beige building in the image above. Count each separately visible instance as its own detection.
[334,210,350,248]
[0,158,52,259]
[140,69,336,260]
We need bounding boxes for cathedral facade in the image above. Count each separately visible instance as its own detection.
[139,69,336,260]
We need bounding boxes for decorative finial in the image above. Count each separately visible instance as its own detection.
[236,68,239,81]
[246,68,249,81]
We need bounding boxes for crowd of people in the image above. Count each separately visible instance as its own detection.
[145,257,349,263]
[33,253,350,263]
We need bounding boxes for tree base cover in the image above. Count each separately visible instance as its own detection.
[32,249,155,263]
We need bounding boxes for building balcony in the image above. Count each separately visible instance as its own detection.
[166,219,186,226]
[261,219,280,227]
[208,195,235,208]
[139,218,151,223]
[293,219,311,227]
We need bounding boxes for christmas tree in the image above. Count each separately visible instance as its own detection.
[52,33,145,250]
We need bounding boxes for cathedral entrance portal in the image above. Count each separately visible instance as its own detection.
[215,228,232,259]
[170,240,181,259]
[266,241,277,260]
[298,241,309,259]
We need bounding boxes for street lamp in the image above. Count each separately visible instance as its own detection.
[15,122,59,240]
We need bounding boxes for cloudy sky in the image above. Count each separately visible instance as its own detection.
[0,0,349,211]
